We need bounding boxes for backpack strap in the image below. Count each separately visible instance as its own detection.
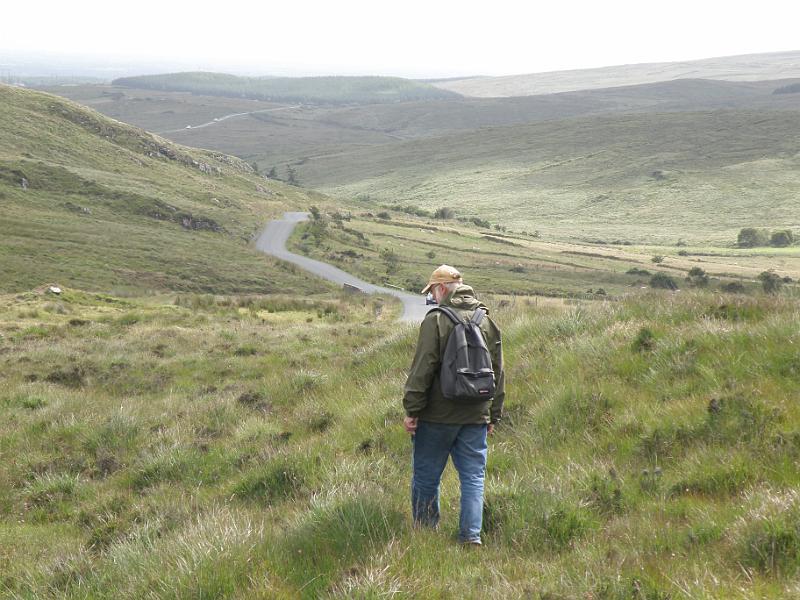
[429,306,486,326]
[428,305,462,324]
[470,308,486,326]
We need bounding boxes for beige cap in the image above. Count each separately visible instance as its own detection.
[421,264,462,294]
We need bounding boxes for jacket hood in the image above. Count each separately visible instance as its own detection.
[441,284,488,313]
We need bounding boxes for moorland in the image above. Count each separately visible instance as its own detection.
[2,51,800,597]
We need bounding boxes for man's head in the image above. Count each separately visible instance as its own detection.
[421,264,462,303]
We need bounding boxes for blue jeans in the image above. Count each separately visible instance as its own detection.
[411,421,488,543]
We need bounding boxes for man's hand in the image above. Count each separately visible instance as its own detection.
[403,416,418,434]
[487,423,495,435]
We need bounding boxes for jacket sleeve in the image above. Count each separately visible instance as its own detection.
[488,319,505,424]
[403,314,440,417]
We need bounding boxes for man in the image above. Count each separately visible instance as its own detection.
[403,264,505,545]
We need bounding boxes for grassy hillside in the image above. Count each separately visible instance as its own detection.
[112,72,461,105]
[2,287,800,597]
[41,81,800,249]
[0,84,330,295]
[286,210,800,299]
[433,50,800,97]
[42,78,800,170]
[296,108,800,245]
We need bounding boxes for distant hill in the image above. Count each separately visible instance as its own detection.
[296,108,800,244]
[0,84,328,294]
[44,77,800,170]
[433,50,800,97]
[112,72,461,105]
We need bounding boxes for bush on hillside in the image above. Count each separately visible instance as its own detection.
[649,273,678,290]
[770,230,794,247]
[461,216,491,228]
[720,281,747,294]
[737,228,770,248]
[686,267,709,287]
[773,82,800,94]
[433,207,456,220]
[758,271,783,294]
[632,327,656,352]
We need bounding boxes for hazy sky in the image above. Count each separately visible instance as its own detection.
[3,0,800,77]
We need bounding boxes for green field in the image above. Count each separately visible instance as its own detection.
[288,209,800,298]
[296,109,800,245]
[3,286,800,597]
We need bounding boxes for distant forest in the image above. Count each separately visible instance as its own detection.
[112,72,461,105]
[773,82,800,94]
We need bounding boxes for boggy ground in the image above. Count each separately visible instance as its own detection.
[1,287,800,598]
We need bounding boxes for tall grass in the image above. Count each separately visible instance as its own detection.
[1,288,799,597]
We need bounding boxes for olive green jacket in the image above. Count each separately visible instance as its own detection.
[403,285,505,424]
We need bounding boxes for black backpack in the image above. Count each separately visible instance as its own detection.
[431,306,496,403]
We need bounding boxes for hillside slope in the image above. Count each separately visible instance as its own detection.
[297,108,800,244]
[0,84,327,294]
[42,78,800,170]
[112,72,460,105]
[433,50,800,97]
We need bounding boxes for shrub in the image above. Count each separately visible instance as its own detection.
[737,228,770,248]
[433,207,455,219]
[632,327,656,352]
[720,281,746,294]
[376,211,391,220]
[649,273,678,290]
[758,271,783,294]
[626,267,651,276]
[774,82,800,94]
[651,255,664,264]
[380,247,398,273]
[686,267,709,287]
[467,216,491,228]
[770,230,794,247]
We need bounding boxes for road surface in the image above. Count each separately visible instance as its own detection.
[255,212,430,322]
[157,105,300,135]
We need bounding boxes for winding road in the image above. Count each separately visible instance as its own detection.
[255,212,430,322]
[157,105,300,135]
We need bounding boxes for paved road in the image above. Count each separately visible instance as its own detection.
[157,105,300,135]
[255,212,430,322]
